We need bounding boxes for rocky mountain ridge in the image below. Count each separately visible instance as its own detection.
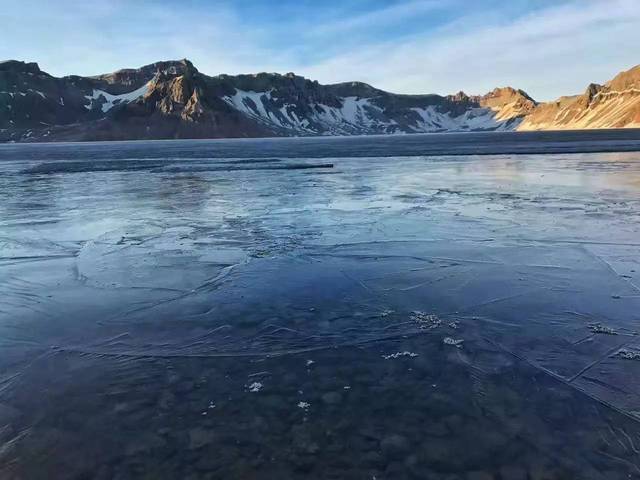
[519,65,640,130]
[0,59,638,142]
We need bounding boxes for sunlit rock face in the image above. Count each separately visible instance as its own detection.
[519,65,640,131]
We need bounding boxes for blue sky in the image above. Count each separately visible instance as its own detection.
[1,0,638,100]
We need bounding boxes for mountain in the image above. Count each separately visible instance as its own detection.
[519,65,640,130]
[0,59,638,142]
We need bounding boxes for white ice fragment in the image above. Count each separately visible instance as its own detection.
[443,337,464,348]
[382,351,418,360]
[297,401,310,410]
[247,381,263,392]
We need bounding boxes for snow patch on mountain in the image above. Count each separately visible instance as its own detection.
[278,105,312,130]
[223,89,274,121]
[411,106,516,132]
[321,97,379,126]
[312,97,396,133]
[223,89,401,134]
[221,87,518,135]
[85,82,150,112]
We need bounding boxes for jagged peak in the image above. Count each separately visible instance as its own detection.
[583,82,602,99]
[0,60,42,74]
[325,80,382,97]
[214,71,308,82]
[92,59,197,83]
[329,80,375,88]
[152,58,196,74]
[482,87,536,103]
[448,91,471,102]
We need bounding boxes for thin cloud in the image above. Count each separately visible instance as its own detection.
[301,0,640,100]
[0,0,635,101]
[306,0,451,36]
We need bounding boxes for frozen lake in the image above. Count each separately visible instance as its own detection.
[1,131,640,479]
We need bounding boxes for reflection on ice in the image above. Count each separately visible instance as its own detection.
[0,136,640,478]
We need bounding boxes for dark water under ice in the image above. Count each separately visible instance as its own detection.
[1,131,640,479]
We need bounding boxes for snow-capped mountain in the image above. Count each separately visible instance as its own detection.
[0,58,636,142]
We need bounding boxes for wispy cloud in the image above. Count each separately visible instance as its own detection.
[0,0,291,76]
[305,0,450,36]
[0,0,636,101]
[302,0,640,100]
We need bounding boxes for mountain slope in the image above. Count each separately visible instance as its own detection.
[518,65,640,130]
[0,59,638,142]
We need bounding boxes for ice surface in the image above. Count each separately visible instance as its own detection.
[0,132,640,478]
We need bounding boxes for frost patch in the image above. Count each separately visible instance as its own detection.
[613,348,640,360]
[383,351,418,360]
[411,311,441,329]
[588,323,617,335]
[443,337,464,348]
